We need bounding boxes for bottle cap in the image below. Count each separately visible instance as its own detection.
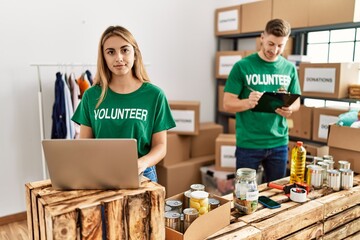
[190,190,209,199]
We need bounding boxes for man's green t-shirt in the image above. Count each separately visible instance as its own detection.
[72,82,176,157]
[224,53,301,149]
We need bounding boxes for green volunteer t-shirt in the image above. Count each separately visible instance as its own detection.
[72,82,176,157]
[224,53,301,149]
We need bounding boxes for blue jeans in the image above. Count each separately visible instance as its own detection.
[144,166,158,182]
[235,145,288,182]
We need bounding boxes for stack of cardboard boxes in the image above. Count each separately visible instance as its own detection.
[157,101,224,197]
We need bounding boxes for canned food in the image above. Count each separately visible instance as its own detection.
[165,212,181,231]
[323,155,333,161]
[317,162,330,186]
[190,184,205,192]
[165,205,172,212]
[183,208,199,232]
[341,169,354,190]
[165,200,183,214]
[190,191,209,215]
[306,165,323,189]
[338,160,351,170]
[208,198,220,211]
[323,160,334,170]
[327,169,340,191]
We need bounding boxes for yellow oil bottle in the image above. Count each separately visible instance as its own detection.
[290,141,306,184]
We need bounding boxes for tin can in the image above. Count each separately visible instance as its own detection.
[190,184,205,192]
[338,160,351,170]
[165,200,183,214]
[306,165,323,189]
[165,205,172,212]
[183,208,199,232]
[312,157,323,165]
[327,169,340,191]
[317,162,330,186]
[341,169,354,190]
[323,160,334,170]
[165,212,181,232]
[323,155,333,161]
[208,198,220,211]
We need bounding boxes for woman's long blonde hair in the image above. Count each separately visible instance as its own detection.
[94,26,150,108]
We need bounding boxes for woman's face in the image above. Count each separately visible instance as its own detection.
[103,35,135,78]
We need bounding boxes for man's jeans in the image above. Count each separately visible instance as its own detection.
[235,145,288,182]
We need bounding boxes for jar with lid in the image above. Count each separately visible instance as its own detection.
[233,168,258,214]
[190,191,209,215]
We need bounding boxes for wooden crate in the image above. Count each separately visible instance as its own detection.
[206,175,360,239]
[25,178,165,240]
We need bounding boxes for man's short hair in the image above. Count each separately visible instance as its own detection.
[265,19,291,37]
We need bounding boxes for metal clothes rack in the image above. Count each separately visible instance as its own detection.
[30,63,96,179]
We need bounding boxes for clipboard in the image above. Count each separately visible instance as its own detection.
[252,92,300,113]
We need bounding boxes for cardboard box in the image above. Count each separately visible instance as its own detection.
[241,0,272,33]
[165,193,231,240]
[215,5,242,36]
[157,155,215,197]
[228,117,236,134]
[190,122,223,158]
[215,134,236,172]
[288,105,313,139]
[200,165,235,196]
[299,63,360,99]
[312,107,349,143]
[272,0,309,28]
[308,0,360,27]
[158,133,191,166]
[169,101,200,135]
[327,124,360,173]
[216,51,244,79]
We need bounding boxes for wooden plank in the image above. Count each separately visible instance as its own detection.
[281,222,323,240]
[324,205,360,233]
[315,185,360,218]
[206,221,248,239]
[209,226,262,240]
[126,192,151,239]
[104,198,126,239]
[45,210,77,240]
[322,218,360,240]
[239,201,299,224]
[149,187,166,240]
[79,205,103,239]
[343,231,360,240]
[25,183,34,240]
[251,201,324,239]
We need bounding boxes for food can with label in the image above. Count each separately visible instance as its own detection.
[208,198,221,211]
[341,169,354,190]
[327,169,340,191]
[183,208,199,232]
[165,212,181,232]
[165,200,183,214]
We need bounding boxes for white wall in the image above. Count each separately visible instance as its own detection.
[0,0,251,217]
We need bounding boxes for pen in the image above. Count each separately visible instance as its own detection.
[245,85,256,92]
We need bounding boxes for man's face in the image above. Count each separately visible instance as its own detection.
[260,32,288,62]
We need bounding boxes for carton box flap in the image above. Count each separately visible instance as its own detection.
[327,124,360,151]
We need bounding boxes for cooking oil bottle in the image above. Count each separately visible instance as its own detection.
[290,141,306,184]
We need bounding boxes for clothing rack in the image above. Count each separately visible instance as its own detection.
[31,63,96,180]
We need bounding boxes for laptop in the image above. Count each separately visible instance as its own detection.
[42,138,140,190]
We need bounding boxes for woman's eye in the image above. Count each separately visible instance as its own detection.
[107,50,114,55]
[122,48,130,54]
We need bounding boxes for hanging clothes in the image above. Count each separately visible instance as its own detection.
[68,73,81,138]
[85,69,93,85]
[51,72,67,139]
[62,74,75,139]
[77,73,91,99]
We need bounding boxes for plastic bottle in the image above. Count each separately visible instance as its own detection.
[290,141,306,184]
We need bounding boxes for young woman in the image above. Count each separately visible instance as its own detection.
[72,26,176,182]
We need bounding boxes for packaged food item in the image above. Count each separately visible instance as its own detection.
[190,191,209,215]
[183,208,199,232]
[290,141,306,184]
[233,168,258,214]
[165,200,182,214]
[165,212,181,231]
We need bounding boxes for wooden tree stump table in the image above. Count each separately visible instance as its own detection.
[25,178,165,240]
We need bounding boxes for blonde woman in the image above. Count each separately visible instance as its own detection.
[72,26,175,182]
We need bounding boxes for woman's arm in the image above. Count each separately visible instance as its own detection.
[79,125,94,138]
[137,130,167,174]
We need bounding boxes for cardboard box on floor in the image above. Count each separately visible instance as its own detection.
[190,122,223,158]
[215,134,236,172]
[299,62,360,99]
[327,124,360,173]
[158,133,191,166]
[169,101,200,135]
[157,155,215,197]
[312,107,349,143]
[165,193,231,240]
